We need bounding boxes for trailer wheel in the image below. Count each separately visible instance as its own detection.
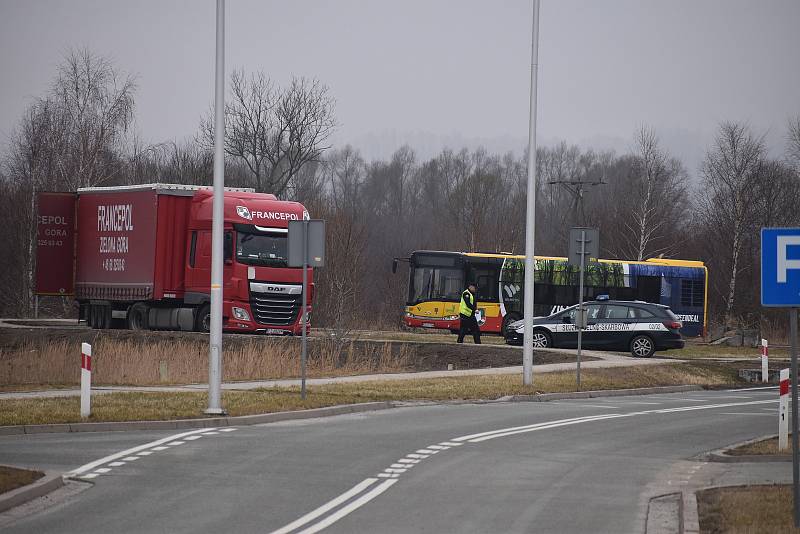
[100,305,112,329]
[195,304,211,332]
[127,303,149,330]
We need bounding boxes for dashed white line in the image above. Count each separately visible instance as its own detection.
[95,468,111,474]
[66,428,217,477]
[137,451,153,456]
[167,441,185,446]
[439,442,463,447]
[416,449,436,454]
[219,428,237,432]
[184,435,202,441]
[151,446,169,451]
[108,462,125,467]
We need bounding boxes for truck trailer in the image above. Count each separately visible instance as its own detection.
[38,183,313,334]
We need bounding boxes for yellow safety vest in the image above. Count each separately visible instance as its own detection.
[459,290,474,317]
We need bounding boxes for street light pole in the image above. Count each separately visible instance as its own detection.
[206,0,225,415]
[523,0,540,386]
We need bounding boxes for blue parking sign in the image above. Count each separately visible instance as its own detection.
[762,228,800,307]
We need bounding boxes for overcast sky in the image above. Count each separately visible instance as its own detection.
[1,0,798,175]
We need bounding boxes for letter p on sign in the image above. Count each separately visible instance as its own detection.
[778,235,800,283]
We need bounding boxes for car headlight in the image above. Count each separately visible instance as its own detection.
[232,307,251,321]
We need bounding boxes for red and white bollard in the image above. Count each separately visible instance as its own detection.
[762,339,769,383]
[81,342,92,418]
[780,368,790,451]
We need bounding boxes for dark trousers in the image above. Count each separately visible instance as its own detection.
[457,314,481,344]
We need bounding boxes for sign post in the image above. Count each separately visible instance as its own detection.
[762,339,769,383]
[568,227,599,390]
[81,342,92,418]
[761,228,800,527]
[288,220,325,400]
[781,368,790,451]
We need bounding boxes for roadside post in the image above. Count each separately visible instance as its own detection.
[568,227,599,390]
[761,228,800,526]
[762,339,769,383]
[781,368,790,450]
[288,219,325,400]
[81,342,92,418]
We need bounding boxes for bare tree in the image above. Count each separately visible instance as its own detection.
[697,122,766,326]
[616,126,688,260]
[789,116,800,172]
[201,70,336,197]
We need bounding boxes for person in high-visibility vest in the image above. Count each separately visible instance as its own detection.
[457,284,481,344]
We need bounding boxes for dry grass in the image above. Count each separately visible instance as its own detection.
[0,362,744,426]
[728,435,792,456]
[0,337,413,387]
[0,466,44,494]
[698,485,800,534]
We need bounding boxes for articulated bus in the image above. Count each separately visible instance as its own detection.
[395,250,707,338]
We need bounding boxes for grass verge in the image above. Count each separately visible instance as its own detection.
[666,343,788,360]
[697,485,799,533]
[0,466,44,495]
[0,362,745,426]
[728,435,792,456]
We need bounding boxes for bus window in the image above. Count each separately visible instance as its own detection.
[409,266,463,304]
[468,265,500,301]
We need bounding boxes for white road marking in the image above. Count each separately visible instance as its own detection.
[270,478,378,534]
[407,453,428,459]
[416,449,436,454]
[166,441,185,446]
[151,446,169,451]
[397,459,419,464]
[725,386,778,392]
[65,428,216,477]
[202,431,220,435]
[426,445,448,450]
[108,462,125,467]
[95,468,111,474]
[184,435,202,441]
[137,451,153,456]
[219,428,237,432]
[122,457,139,461]
[439,442,463,446]
[79,474,98,479]
[295,480,398,534]
[390,464,410,469]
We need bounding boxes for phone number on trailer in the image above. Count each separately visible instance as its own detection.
[102,258,126,272]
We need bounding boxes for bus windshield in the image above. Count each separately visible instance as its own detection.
[236,232,287,267]
[408,254,463,304]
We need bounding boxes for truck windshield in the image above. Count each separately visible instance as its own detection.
[236,232,288,267]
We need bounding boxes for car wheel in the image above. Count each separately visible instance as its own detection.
[195,304,211,332]
[531,329,551,348]
[630,335,655,358]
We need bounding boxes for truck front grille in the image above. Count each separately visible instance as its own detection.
[250,293,301,326]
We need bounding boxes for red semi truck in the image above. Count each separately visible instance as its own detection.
[40,183,313,334]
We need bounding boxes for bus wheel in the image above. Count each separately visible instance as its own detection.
[630,335,655,358]
[531,329,551,348]
[502,313,522,337]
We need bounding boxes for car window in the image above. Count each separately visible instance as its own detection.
[562,304,601,322]
[603,305,633,319]
[634,307,656,319]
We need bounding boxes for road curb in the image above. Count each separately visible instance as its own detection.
[0,471,63,513]
[0,401,395,436]
[499,384,703,402]
[701,434,792,463]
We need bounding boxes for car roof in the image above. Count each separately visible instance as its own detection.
[574,300,669,308]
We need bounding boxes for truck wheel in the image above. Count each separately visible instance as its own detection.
[195,304,211,332]
[127,303,149,330]
[87,305,97,329]
[100,305,112,329]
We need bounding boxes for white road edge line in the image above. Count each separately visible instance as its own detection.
[65,428,217,477]
[296,479,398,534]
[270,478,378,534]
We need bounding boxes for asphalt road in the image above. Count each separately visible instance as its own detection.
[0,388,781,534]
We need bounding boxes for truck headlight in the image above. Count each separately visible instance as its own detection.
[232,307,251,321]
